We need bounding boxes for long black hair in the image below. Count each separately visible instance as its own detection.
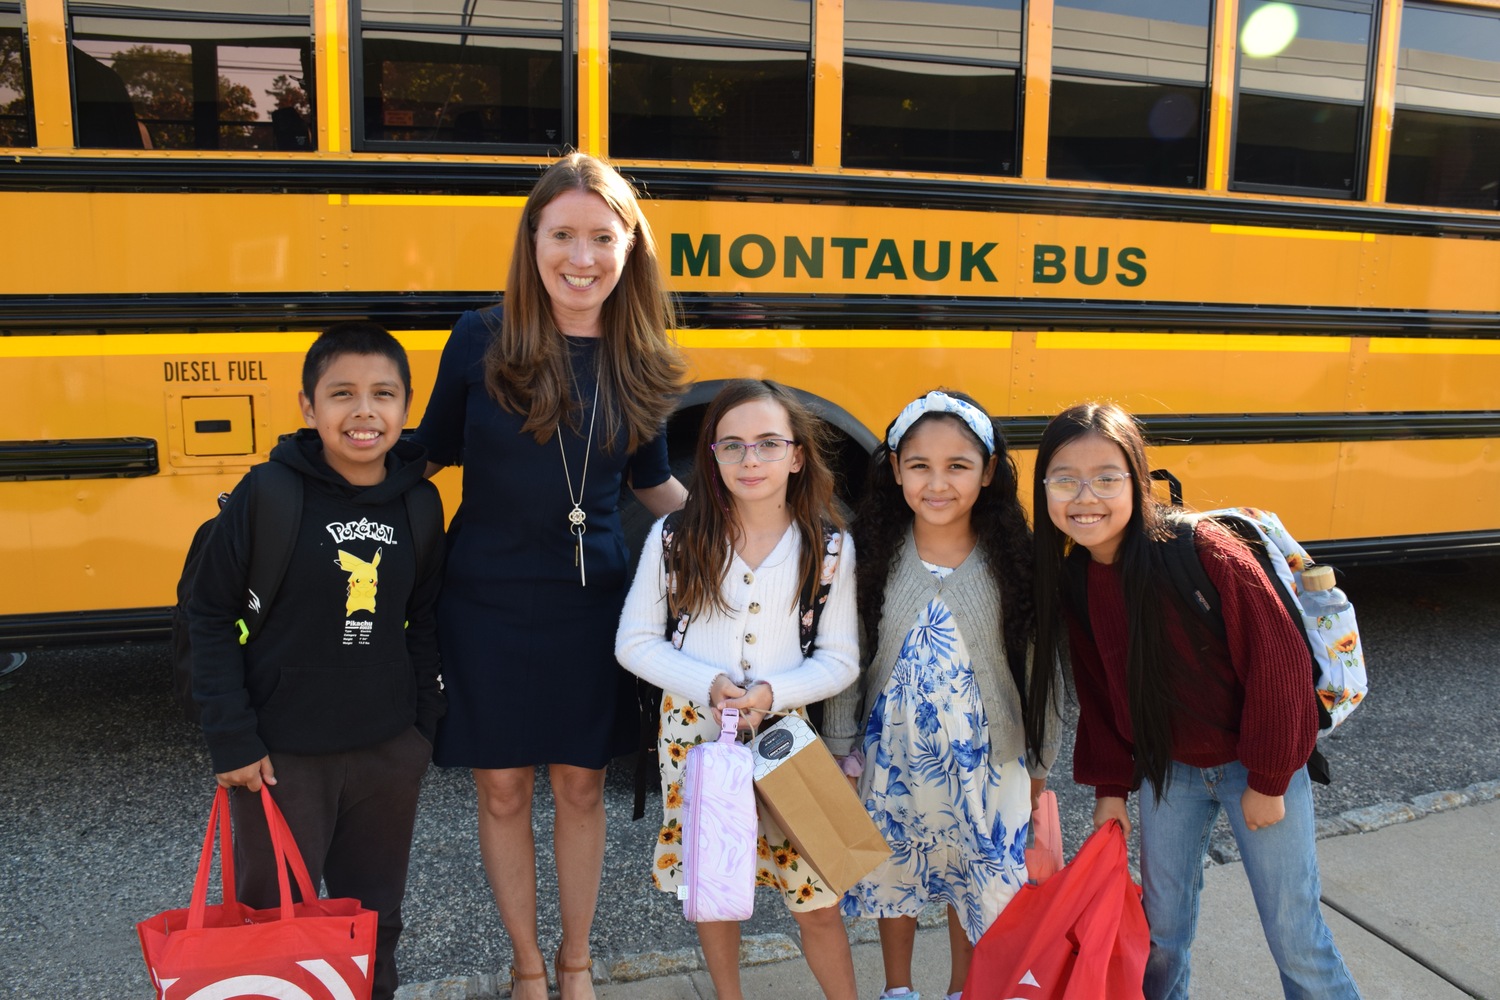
[853,388,1034,704]
[1028,402,1214,798]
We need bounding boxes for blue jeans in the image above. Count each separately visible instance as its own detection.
[1137,762,1361,1000]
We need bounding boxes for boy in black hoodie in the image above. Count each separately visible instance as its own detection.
[188,322,445,1000]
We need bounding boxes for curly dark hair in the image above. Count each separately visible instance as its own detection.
[853,388,1034,703]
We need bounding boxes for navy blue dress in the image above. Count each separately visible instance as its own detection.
[415,309,671,769]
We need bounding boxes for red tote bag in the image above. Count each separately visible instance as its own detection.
[137,786,378,1000]
[964,820,1148,1000]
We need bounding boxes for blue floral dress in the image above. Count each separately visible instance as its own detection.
[841,564,1032,943]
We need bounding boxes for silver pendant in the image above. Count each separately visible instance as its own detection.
[569,507,587,586]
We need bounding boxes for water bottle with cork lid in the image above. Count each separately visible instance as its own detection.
[1299,564,1349,617]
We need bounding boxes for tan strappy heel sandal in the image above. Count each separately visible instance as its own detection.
[507,963,546,998]
[555,943,595,997]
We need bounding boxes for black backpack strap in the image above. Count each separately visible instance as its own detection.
[238,462,303,645]
[796,520,841,732]
[402,481,445,583]
[1167,512,1335,785]
[634,512,682,821]
[1161,513,1225,642]
[797,520,839,657]
[660,510,689,645]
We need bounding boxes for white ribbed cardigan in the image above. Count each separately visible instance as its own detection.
[615,516,860,712]
[824,530,1060,785]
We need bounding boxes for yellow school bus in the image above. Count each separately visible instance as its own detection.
[2,0,1498,645]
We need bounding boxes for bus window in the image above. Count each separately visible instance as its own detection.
[610,0,810,164]
[68,0,315,152]
[0,3,33,147]
[1232,0,1372,197]
[352,1,565,151]
[1387,2,1500,211]
[841,0,1020,175]
[1048,0,1209,188]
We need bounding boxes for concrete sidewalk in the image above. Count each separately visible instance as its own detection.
[405,796,1498,999]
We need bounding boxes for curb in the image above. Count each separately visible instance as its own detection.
[396,779,1500,1000]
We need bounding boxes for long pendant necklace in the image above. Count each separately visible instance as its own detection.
[558,377,601,587]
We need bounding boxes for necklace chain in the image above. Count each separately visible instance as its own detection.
[558,377,601,587]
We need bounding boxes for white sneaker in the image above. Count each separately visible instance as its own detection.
[878,990,919,1000]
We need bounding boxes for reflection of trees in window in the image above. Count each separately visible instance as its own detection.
[267,73,313,150]
[69,3,315,152]
[0,18,30,147]
[268,74,308,114]
[373,55,503,141]
[354,2,566,150]
[106,45,258,148]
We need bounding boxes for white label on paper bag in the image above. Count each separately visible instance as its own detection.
[750,715,819,782]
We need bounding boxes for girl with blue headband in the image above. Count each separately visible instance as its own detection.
[826,389,1060,1000]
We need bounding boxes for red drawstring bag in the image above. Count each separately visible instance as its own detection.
[137,786,378,1000]
[964,820,1148,1000]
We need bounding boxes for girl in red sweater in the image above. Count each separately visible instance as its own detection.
[1025,402,1361,1000]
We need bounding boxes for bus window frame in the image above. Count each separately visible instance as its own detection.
[1227,0,1380,201]
[1045,0,1213,190]
[0,1,36,147]
[64,2,317,154]
[1385,0,1500,212]
[348,0,576,157]
[839,0,1022,177]
[608,1,814,166]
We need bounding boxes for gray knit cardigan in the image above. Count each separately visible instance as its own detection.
[823,531,1061,794]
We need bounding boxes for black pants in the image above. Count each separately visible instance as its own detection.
[229,727,431,1000]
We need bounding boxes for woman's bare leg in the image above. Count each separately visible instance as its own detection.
[549,763,607,1000]
[474,767,547,1000]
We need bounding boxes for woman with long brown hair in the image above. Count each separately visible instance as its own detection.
[415,153,687,1000]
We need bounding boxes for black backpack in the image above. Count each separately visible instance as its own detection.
[631,510,841,819]
[171,461,443,724]
[1064,512,1332,785]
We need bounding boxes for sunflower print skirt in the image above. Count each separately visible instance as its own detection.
[650,692,839,912]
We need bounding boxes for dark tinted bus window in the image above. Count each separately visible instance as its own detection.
[69,1,315,151]
[843,0,1020,175]
[610,0,810,164]
[1049,0,1209,188]
[1232,1,1371,196]
[354,1,565,150]
[0,4,32,147]
[1387,3,1500,211]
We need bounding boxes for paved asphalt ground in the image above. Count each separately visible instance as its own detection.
[1,556,1497,998]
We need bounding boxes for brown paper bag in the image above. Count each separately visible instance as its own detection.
[749,715,890,895]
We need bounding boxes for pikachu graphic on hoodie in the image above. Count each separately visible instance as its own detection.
[338,547,381,616]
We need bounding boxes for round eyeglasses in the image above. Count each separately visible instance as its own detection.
[710,439,796,465]
[1042,472,1132,501]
